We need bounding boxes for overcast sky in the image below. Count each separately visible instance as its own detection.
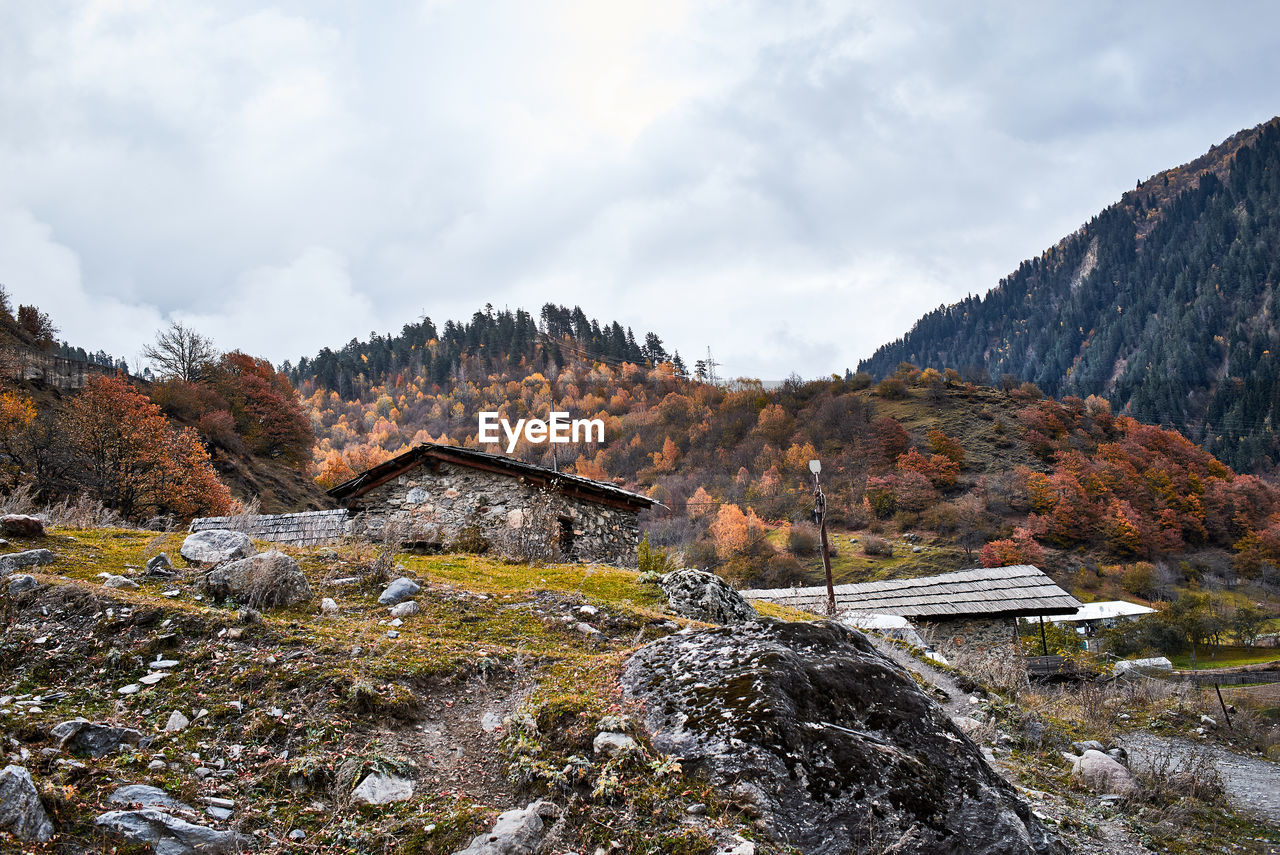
[2,1,1279,381]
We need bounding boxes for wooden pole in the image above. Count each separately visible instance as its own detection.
[1214,683,1233,729]
[1039,615,1048,656]
[819,492,834,616]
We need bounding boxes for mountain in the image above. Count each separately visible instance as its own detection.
[858,118,1280,473]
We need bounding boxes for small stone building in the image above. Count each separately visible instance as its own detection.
[743,565,1081,662]
[327,443,658,566]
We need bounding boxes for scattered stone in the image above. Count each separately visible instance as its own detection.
[1070,750,1135,795]
[659,569,757,625]
[386,630,399,639]
[378,577,421,606]
[200,797,234,809]
[389,600,420,618]
[95,808,250,854]
[0,514,44,538]
[146,554,175,577]
[148,760,167,771]
[194,767,214,779]
[954,716,984,736]
[150,659,179,670]
[7,574,37,595]
[1113,657,1173,678]
[139,673,166,686]
[686,803,707,816]
[578,604,599,617]
[1071,740,1106,754]
[0,548,55,575]
[320,597,339,615]
[51,719,145,758]
[481,712,504,732]
[576,622,601,636]
[206,806,233,821]
[351,773,413,805]
[288,828,306,841]
[622,620,1062,855]
[165,712,190,733]
[203,550,312,607]
[108,784,193,812]
[0,765,54,842]
[180,530,255,565]
[118,684,141,696]
[1200,715,1218,729]
[592,732,638,756]
[390,618,403,627]
[454,800,560,854]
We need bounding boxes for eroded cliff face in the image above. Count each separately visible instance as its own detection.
[622,619,1066,855]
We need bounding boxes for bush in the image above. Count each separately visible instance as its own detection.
[786,523,820,557]
[862,535,893,557]
[875,377,908,399]
[637,533,678,575]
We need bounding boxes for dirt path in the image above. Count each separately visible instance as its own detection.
[1118,732,1280,826]
[865,635,974,717]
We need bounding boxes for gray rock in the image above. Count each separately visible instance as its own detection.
[1070,740,1106,754]
[206,806,233,821]
[0,765,53,842]
[146,554,176,577]
[202,550,311,607]
[103,574,141,590]
[0,548,55,575]
[7,574,37,595]
[0,514,44,538]
[351,772,413,805]
[108,784,193,812]
[50,718,145,758]
[180,530,255,565]
[95,808,250,854]
[389,600,420,618]
[659,569,757,625]
[165,711,190,733]
[622,620,1064,855]
[453,800,559,854]
[1200,715,1218,728]
[320,597,339,615]
[288,828,306,841]
[592,732,638,756]
[1070,749,1134,795]
[378,577,421,606]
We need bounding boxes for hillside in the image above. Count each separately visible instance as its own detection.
[858,118,1280,474]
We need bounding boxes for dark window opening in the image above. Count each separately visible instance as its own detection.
[558,516,576,558]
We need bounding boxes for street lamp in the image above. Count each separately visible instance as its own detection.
[810,459,834,616]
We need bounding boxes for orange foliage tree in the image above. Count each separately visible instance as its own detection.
[63,375,231,519]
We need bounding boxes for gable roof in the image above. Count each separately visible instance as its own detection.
[326,442,658,512]
[742,565,1081,619]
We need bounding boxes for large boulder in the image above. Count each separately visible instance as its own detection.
[95,808,249,854]
[50,718,146,758]
[108,784,193,812]
[351,772,414,805]
[180,530,255,565]
[453,800,559,855]
[1069,749,1134,795]
[622,620,1064,855]
[0,765,53,842]
[203,550,311,608]
[0,548,55,575]
[659,569,757,625]
[0,514,44,537]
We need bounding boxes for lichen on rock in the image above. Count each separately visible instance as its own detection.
[621,619,1064,855]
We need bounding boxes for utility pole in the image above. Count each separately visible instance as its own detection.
[810,459,835,616]
[705,346,719,385]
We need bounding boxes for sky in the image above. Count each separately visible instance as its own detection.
[2,1,1279,381]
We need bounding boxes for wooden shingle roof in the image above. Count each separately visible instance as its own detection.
[742,565,1081,619]
[190,509,349,547]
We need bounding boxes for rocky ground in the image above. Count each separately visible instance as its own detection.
[0,525,1276,854]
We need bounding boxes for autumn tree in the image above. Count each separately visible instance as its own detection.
[143,321,218,382]
[980,527,1045,567]
[210,352,313,462]
[62,375,231,519]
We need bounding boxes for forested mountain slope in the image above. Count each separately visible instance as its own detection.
[859,118,1280,473]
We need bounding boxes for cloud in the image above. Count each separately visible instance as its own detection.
[2,1,1280,379]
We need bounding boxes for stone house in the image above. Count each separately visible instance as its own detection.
[742,565,1081,662]
[326,443,658,566]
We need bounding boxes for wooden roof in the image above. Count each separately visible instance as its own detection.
[190,509,348,547]
[326,442,658,512]
[742,565,1081,619]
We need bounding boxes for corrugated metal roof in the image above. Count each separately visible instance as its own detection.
[742,565,1081,618]
[190,509,348,547]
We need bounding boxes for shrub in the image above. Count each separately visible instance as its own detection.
[786,522,820,557]
[862,535,893,557]
[875,377,908,399]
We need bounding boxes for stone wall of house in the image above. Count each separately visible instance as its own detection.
[344,461,642,566]
[918,616,1018,664]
